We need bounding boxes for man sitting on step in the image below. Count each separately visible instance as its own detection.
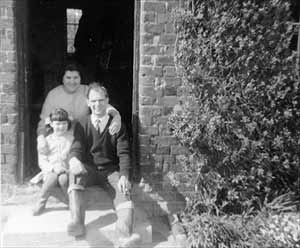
[67,82,140,247]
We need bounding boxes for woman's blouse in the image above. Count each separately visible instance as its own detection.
[37,85,89,135]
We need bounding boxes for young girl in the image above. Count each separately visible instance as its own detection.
[32,108,75,216]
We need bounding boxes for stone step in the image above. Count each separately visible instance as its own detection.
[1,187,152,247]
[2,206,152,247]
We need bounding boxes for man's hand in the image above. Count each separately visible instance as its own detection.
[69,157,86,175]
[118,175,131,195]
[37,135,49,154]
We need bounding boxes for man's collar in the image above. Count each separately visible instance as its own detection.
[91,114,110,127]
[91,114,109,121]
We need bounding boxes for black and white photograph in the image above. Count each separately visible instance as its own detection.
[1,0,299,247]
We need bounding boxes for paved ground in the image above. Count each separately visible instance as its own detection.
[1,184,181,248]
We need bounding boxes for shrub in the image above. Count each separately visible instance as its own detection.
[170,0,300,213]
[180,192,300,248]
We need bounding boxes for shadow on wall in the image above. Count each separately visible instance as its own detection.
[131,178,186,219]
[130,114,186,218]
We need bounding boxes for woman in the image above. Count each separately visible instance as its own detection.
[37,63,121,153]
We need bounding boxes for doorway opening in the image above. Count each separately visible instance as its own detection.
[24,0,135,180]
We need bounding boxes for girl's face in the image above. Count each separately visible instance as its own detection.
[50,120,69,136]
[62,70,81,94]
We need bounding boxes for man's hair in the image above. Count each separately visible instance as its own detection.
[49,108,72,130]
[86,82,109,99]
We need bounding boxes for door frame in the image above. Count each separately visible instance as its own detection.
[15,0,140,183]
[131,0,140,180]
[15,0,29,183]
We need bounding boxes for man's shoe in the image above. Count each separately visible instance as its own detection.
[67,222,85,237]
[118,233,141,248]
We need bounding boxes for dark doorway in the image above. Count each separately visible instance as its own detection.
[25,0,134,179]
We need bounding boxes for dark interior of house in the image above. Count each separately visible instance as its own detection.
[26,0,134,178]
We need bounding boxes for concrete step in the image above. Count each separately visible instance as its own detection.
[2,205,113,247]
[1,187,152,248]
[1,206,152,247]
[1,205,179,248]
[1,185,184,248]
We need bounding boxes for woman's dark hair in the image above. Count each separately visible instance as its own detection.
[46,108,72,132]
[60,62,83,82]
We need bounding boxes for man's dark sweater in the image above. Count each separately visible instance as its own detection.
[70,115,131,178]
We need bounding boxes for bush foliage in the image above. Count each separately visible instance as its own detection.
[169,0,299,247]
[170,0,299,211]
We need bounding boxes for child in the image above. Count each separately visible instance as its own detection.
[32,108,74,216]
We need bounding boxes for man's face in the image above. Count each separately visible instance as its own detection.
[62,70,81,93]
[87,89,109,116]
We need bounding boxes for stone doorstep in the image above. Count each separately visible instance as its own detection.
[1,205,177,248]
[2,186,180,247]
[1,206,152,248]
[1,187,153,247]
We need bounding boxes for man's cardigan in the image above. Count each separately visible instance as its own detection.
[69,115,131,178]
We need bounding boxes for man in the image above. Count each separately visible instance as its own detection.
[67,83,140,247]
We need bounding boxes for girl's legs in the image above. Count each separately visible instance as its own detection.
[33,172,58,216]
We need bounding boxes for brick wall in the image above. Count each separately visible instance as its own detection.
[0,0,189,208]
[0,0,18,188]
[138,0,186,191]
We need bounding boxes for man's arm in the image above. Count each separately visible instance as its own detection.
[68,121,87,175]
[116,124,131,179]
[68,121,85,163]
[116,124,132,194]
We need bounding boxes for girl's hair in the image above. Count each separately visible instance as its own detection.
[50,108,70,122]
[46,108,72,132]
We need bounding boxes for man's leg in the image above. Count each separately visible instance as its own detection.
[106,171,141,248]
[57,173,69,204]
[67,165,99,237]
[33,172,58,216]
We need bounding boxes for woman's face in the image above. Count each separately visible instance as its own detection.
[62,70,81,93]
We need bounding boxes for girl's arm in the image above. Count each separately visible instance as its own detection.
[106,104,121,135]
[37,136,53,172]
[38,153,53,172]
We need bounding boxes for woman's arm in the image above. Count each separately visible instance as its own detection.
[37,91,55,136]
[106,104,121,135]
[37,91,55,153]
